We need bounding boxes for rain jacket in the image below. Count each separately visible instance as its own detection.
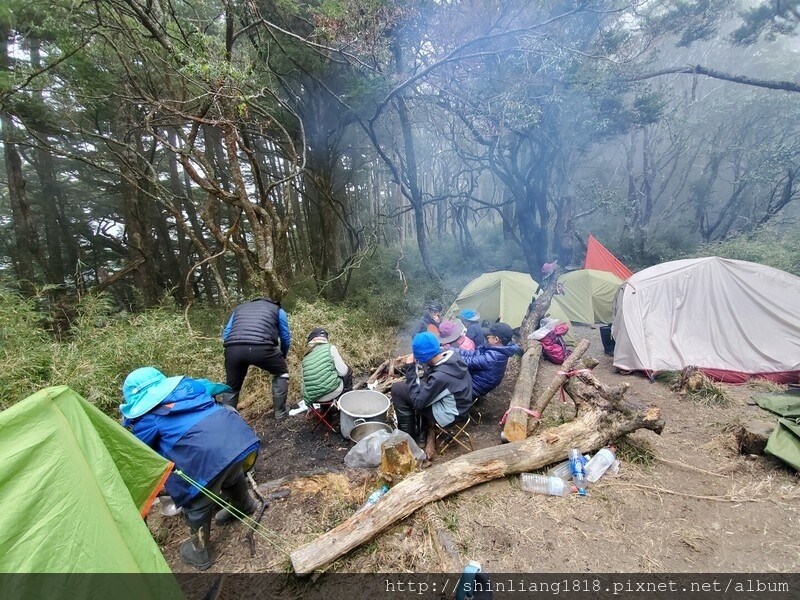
[405,350,473,427]
[458,343,521,397]
[123,378,260,507]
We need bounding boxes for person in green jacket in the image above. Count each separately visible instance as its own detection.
[289,328,353,416]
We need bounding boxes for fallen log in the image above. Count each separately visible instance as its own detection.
[527,339,591,436]
[500,345,542,443]
[290,370,664,575]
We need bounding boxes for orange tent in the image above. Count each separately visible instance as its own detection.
[583,234,632,280]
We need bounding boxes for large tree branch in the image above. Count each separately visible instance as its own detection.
[623,65,800,94]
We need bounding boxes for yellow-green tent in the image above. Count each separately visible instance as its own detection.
[0,386,183,597]
[556,269,623,324]
[446,271,575,343]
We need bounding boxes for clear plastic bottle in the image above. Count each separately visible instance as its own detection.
[584,447,617,483]
[569,448,588,496]
[363,485,389,508]
[519,474,574,497]
[546,454,590,481]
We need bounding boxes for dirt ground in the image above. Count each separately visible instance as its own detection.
[148,325,799,580]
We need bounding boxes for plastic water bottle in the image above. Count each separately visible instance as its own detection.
[364,485,389,508]
[546,454,590,481]
[585,447,617,483]
[569,448,587,496]
[520,474,575,497]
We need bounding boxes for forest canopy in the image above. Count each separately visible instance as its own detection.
[1,0,799,307]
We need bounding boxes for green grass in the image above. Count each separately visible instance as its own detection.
[615,435,656,469]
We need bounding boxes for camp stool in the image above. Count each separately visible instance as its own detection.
[307,399,339,432]
[435,408,481,454]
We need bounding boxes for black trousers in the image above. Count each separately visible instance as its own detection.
[390,381,434,424]
[224,344,288,392]
[182,462,248,526]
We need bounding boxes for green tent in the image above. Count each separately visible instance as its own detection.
[446,271,575,343]
[556,269,622,324]
[0,386,181,592]
[754,394,800,472]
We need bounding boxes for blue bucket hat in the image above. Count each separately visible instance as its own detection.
[120,367,184,420]
[412,332,441,363]
[459,309,481,322]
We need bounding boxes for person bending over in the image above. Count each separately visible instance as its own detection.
[221,297,291,420]
[121,367,260,571]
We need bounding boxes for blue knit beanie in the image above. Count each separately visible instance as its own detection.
[412,332,441,363]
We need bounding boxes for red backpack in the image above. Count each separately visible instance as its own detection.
[540,323,571,364]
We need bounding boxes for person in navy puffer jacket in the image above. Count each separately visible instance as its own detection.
[121,367,260,571]
[457,322,522,399]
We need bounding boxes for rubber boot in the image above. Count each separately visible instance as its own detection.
[272,375,289,420]
[217,391,239,409]
[396,414,417,441]
[215,475,258,525]
[180,519,212,571]
[414,414,428,446]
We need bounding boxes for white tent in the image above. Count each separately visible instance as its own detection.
[612,257,800,383]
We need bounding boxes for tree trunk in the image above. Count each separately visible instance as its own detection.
[1,112,39,296]
[527,339,591,437]
[500,345,542,443]
[290,370,664,575]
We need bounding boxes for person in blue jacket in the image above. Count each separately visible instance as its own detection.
[457,322,521,399]
[121,367,261,570]
[221,297,291,419]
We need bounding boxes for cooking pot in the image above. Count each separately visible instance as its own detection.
[348,421,393,443]
[337,390,390,440]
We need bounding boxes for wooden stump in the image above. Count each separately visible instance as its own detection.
[735,421,775,455]
[380,437,417,482]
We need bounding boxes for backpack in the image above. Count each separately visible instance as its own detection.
[540,323,571,364]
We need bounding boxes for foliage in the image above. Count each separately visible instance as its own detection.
[692,225,800,275]
[0,287,54,410]
[731,0,800,45]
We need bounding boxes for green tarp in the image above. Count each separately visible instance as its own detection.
[0,386,178,583]
[753,393,800,472]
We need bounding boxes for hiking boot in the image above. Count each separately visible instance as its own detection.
[180,520,212,571]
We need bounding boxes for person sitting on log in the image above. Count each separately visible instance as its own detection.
[289,327,353,416]
[437,319,476,351]
[457,322,522,401]
[411,301,443,336]
[390,331,473,459]
[458,309,485,347]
